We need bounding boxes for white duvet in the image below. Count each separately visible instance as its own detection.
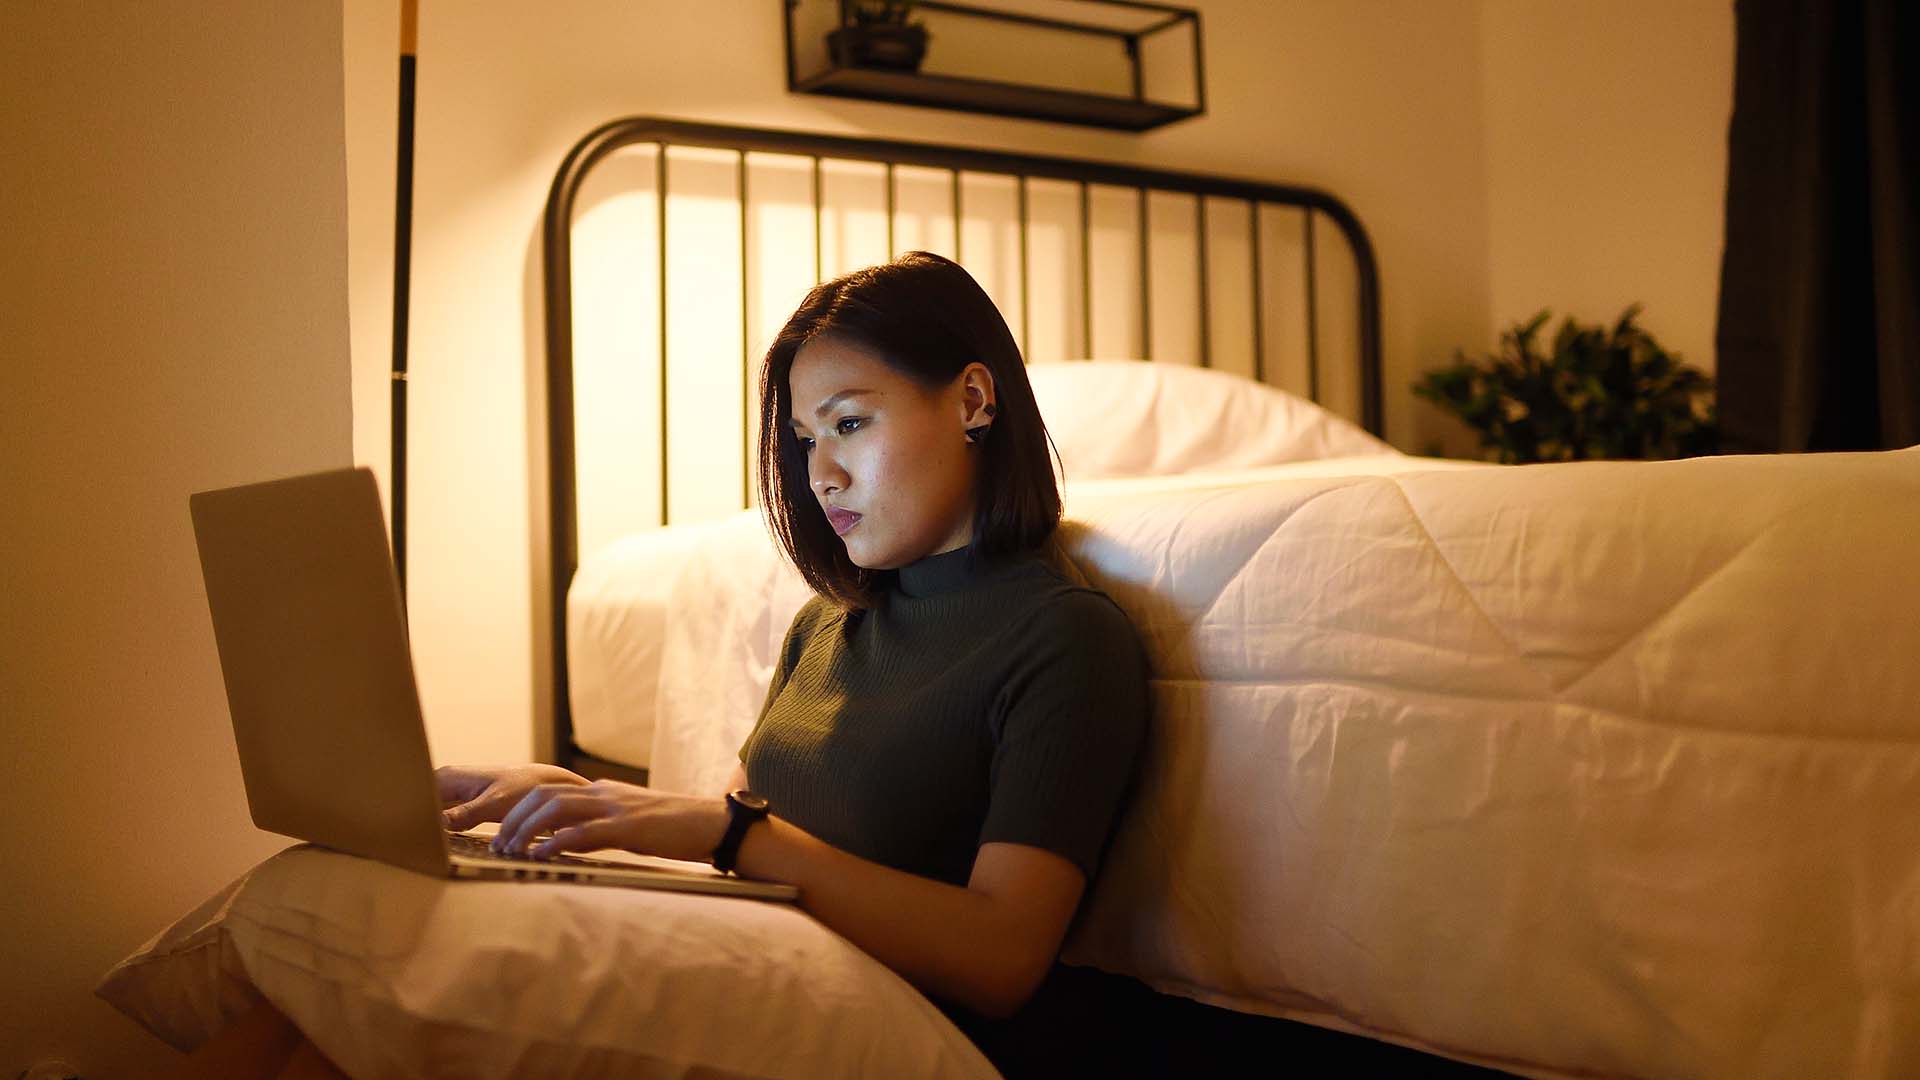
[570,445,1920,1078]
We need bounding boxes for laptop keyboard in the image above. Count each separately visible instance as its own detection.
[446,830,602,867]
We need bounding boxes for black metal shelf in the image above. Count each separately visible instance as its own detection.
[785,0,1204,133]
[791,64,1197,131]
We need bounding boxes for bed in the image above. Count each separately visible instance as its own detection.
[537,117,1920,1076]
[99,117,1920,1079]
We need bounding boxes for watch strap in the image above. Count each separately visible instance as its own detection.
[712,790,769,874]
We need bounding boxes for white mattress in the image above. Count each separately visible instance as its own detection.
[567,446,1920,1078]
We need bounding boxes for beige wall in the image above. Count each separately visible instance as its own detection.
[1481,0,1733,375]
[346,1,403,530]
[0,3,352,1077]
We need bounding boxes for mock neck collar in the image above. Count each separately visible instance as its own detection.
[894,544,988,599]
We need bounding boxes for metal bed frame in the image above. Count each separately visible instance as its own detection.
[539,115,1382,782]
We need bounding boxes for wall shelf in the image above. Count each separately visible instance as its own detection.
[791,64,1197,131]
[784,0,1205,133]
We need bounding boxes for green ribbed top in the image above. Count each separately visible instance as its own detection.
[737,542,1150,890]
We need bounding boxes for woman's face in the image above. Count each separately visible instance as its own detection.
[786,335,989,570]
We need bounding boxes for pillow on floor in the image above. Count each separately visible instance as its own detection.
[96,844,1000,1080]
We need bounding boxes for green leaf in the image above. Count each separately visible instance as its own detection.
[1418,304,1714,462]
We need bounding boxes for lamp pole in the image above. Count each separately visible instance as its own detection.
[391,0,417,605]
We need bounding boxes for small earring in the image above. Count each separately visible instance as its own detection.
[964,402,996,445]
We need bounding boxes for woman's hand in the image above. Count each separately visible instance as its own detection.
[436,763,589,831]
[492,779,731,865]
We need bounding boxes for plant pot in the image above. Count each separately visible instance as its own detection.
[827,24,929,72]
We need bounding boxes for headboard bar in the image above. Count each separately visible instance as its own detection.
[1305,208,1320,402]
[540,114,1383,775]
[1251,202,1265,381]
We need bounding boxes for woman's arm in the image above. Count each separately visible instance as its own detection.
[733,815,1086,1021]
[722,763,1076,1015]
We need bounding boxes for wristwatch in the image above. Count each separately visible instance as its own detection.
[712,789,770,874]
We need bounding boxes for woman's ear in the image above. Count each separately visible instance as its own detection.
[959,362,997,426]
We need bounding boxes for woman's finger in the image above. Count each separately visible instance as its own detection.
[434,766,491,807]
[532,819,614,860]
[499,793,591,852]
[443,781,516,831]
[497,790,600,853]
[493,784,565,850]
[444,790,510,831]
[442,800,477,830]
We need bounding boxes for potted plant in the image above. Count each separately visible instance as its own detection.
[1413,304,1718,464]
[828,0,930,72]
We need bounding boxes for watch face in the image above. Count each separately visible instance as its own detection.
[733,790,769,812]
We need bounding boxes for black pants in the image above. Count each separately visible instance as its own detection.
[939,963,1518,1079]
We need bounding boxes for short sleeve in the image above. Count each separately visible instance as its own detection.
[976,589,1151,885]
[739,596,829,764]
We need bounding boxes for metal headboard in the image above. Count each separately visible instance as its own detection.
[540,115,1382,780]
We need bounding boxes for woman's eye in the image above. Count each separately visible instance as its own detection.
[794,417,863,452]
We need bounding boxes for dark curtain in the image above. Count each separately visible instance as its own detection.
[1714,0,1920,452]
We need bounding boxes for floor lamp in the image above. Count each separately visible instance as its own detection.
[392,0,417,605]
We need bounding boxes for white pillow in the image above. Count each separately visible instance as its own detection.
[1022,359,1395,480]
[96,845,999,1079]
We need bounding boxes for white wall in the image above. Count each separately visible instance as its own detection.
[1481,0,1733,374]
[0,3,353,1076]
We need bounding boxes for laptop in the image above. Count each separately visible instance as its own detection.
[188,465,798,902]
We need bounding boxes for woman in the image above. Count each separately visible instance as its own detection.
[437,251,1154,1075]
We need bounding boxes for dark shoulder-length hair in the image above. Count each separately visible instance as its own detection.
[757,250,1061,610]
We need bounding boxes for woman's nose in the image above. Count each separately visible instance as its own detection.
[809,454,846,497]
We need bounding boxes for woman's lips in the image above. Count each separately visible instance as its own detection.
[826,508,862,535]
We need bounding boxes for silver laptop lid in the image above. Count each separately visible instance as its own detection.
[189,466,450,876]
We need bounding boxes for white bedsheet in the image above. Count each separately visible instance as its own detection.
[572,446,1920,1078]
